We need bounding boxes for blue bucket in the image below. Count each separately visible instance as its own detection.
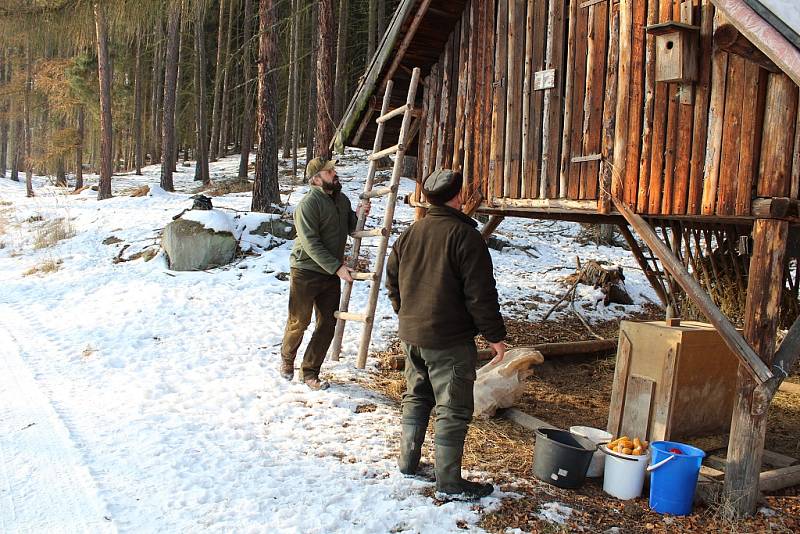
[647,441,705,516]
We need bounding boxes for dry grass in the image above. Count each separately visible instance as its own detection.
[33,218,75,249]
[199,178,253,197]
[23,258,63,276]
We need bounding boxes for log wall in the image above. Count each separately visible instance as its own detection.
[414,0,800,218]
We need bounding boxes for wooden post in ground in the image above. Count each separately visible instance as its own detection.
[724,219,788,516]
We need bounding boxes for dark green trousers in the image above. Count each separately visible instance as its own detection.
[281,267,341,380]
[401,341,477,447]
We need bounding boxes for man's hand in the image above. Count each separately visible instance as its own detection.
[359,201,371,219]
[489,341,506,364]
[336,264,354,282]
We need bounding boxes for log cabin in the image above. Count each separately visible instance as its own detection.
[333,0,800,516]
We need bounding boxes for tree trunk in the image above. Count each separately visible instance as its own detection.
[10,114,21,182]
[161,0,182,192]
[209,0,227,162]
[367,0,377,63]
[333,0,348,126]
[315,0,335,159]
[252,0,280,211]
[0,49,7,178]
[94,2,113,199]
[238,0,255,179]
[305,0,318,165]
[291,0,301,178]
[193,2,211,185]
[218,0,236,158]
[134,32,144,175]
[23,45,33,198]
[377,0,386,38]
[281,0,296,159]
[75,106,84,190]
[151,29,164,164]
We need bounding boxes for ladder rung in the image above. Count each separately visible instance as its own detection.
[350,271,377,281]
[360,185,398,199]
[352,228,388,239]
[334,311,367,322]
[376,104,412,123]
[368,144,403,161]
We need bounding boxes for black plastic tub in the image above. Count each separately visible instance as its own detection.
[532,428,596,489]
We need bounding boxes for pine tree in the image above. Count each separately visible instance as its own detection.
[251,0,279,211]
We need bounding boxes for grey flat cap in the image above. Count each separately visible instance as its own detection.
[422,169,463,205]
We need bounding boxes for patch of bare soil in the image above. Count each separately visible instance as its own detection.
[362,308,800,533]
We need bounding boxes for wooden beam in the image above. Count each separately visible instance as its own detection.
[751,197,798,219]
[612,198,773,385]
[333,0,419,151]
[759,465,800,493]
[480,215,504,240]
[617,223,669,308]
[714,23,780,73]
[501,408,559,431]
[379,0,433,94]
[710,0,800,87]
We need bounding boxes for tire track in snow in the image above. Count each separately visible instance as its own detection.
[0,308,116,534]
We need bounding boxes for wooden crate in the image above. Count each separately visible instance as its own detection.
[607,320,740,442]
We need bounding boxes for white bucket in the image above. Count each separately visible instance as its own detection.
[601,446,651,499]
[569,426,612,478]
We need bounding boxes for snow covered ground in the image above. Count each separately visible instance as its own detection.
[0,150,656,533]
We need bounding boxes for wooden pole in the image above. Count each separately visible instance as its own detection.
[610,0,631,204]
[724,218,788,516]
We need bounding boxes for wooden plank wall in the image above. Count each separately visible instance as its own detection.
[414,0,800,216]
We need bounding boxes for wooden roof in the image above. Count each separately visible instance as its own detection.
[332,0,468,155]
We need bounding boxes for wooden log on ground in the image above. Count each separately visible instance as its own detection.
[501,407,559,431]
[387,339,618,371]
[759,465,800,493]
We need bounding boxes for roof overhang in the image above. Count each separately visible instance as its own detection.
[711,0,800,86]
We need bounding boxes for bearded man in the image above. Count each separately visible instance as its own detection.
[279,157,368,390]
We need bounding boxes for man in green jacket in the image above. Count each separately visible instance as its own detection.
[385,169,506,500]
[280,157,367,390]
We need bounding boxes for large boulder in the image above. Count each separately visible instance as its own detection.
[161,218,237,271]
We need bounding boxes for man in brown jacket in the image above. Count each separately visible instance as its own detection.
[385,169,506,499]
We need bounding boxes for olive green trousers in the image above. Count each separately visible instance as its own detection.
[280,267,340,380]
[401,341,477,447]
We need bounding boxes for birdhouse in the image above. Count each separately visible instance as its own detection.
[647,22,700,83]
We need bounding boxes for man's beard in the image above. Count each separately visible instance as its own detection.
[321,179,342,193]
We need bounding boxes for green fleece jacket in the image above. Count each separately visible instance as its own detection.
[385,205,506,349]
[290,186,358,275]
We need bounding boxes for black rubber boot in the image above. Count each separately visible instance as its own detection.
[398,423,427,475]
[434,444,493,500]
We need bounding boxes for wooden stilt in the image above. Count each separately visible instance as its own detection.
[724,219,788,516]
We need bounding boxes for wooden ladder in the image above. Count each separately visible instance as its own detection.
[329,67,422,369]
